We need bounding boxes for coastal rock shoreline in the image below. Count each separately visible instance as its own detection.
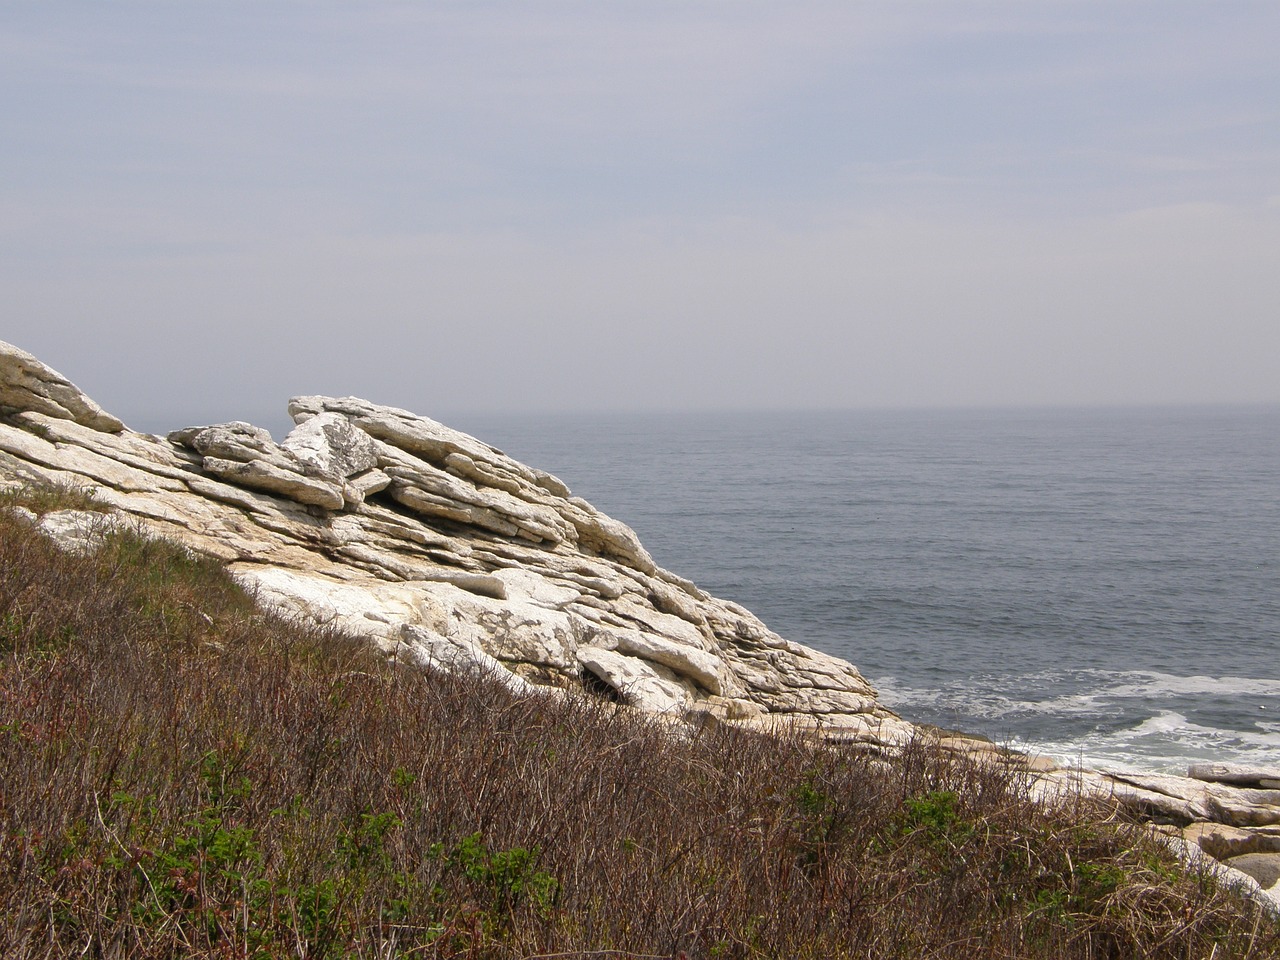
[2,339,1277,909]
[0,340,903,736]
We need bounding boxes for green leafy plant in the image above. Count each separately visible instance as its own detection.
[448,832,559,918]
[901,789,975,849]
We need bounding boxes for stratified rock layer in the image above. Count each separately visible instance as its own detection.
[0,339,902,738]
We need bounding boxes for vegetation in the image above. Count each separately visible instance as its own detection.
[1,484,1278,958]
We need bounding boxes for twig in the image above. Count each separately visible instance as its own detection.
[519,952,675,960]
[91,790,190,950]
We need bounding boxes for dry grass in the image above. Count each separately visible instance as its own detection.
[1,486,1277,959]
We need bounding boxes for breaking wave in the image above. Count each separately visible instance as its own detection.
[875,670,1280,773]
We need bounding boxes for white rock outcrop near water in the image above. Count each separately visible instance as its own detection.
[0,340,900,738]
[2,339,1278,910]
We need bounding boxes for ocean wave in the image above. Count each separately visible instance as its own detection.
[873,670,1280,773]
[1098,672,1280,699]
[875,669,1280,719]
[1013,710,1280,775]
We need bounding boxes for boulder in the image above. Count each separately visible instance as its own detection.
[0,341,124,433]
[175,422,279,462]
[281,412,381,480]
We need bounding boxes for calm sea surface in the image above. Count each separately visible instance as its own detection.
[450,406,1280,775]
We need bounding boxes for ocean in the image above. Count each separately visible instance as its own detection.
[449,405,1280,776]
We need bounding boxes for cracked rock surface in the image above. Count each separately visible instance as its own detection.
[0,339,898,738]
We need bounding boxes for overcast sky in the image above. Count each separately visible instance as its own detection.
[3,2,1278,431]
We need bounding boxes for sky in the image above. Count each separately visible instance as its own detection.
[3,2,1279,432]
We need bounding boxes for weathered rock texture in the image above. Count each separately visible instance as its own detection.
[3,339,1278,911]
[0,340,903,740]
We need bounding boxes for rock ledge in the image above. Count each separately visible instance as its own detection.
[0,340,900,738]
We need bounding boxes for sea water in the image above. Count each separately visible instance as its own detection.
[452,405,1280,776]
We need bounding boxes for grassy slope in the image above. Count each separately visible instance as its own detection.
[1,486,1278,959]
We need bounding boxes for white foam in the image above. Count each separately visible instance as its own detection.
[877,669,1280,717]
[1013,710,1280,775]
[1099,671,1280,699]
[1128,710,1190,735]
[874,675,1100,718]
[876,670,1280,774]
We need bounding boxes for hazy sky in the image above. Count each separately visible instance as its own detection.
[3,2,1278,430]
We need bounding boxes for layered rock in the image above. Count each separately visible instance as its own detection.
[1026,763,1280,909]
[4,339,1278,911]
[0,339,900,738]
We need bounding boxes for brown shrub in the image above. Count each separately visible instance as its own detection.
[1,493,1277,958]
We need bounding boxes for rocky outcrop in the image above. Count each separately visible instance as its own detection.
[0,341,124,433]
[0,339,900,738]
[1021,763,1280,911]
[4,339,1278,911]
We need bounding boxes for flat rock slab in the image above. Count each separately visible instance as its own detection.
[1190,763,1280,790]
[1226,853,1280,890]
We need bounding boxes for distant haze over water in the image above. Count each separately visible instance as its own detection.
[454,405,1280,775]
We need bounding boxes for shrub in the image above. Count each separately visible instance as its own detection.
[1,486,1277,958]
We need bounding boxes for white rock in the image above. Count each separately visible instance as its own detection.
[289,395,545,488]
[343,468,392,504]
[389,481,523,537]
[201,457,346,510]
[1207,786,1280,828]
[231,564,421,641]
[1110,772,1280,828]
[178,422,279,462]
[1159,834,1280,915]
[0,343,905,750]
[597,627,728,696]
[0,340,125,432]
[442,592,581,670]
[399,625,542,697]
[1224,853,1280,891]
[576,645,689,713]
[36,509,129,554]
[1186,822,1280,860]
[1190,763,1280,790]
[0,421,61,465]
[561,500,657,573]
[493,568,582,608]
[609,596,712,652]
[281,412,380,479]
[380,449,574,545]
